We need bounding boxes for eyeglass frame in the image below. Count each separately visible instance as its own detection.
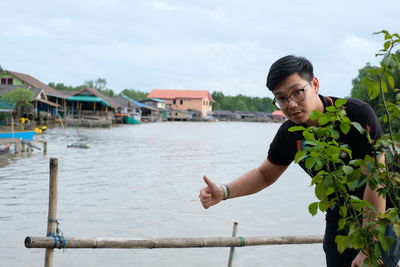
[272,81,310,110]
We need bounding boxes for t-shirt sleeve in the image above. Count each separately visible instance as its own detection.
[357,103,383,141]
[346,100,384,157]
[267,123,296,166]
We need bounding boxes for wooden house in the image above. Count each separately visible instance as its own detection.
[0,70,66,118]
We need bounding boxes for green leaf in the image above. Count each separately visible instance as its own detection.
[308,202,318,216]
[387,74,395,89]
[319,202,329,212]
[340,122,350,134]
[288,126,305,132]
[351,122,365,135]
[338,218,347,230]
[335,235,347,253]
[381,80,388,93]
[335,98,347,108]
[393,224,400,238]
[294,150,307,163]
[325,106,337,113]
[318,116,329,126]
[310,110,322,120]
[368,82,380,100]
[315,183,327,201]
[303,130,314,141]
[342,165,354,175]
[383,40,391,51]
[305,157,316,169]
[339,206,348,217]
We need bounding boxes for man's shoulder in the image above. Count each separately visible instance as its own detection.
[277,120,296,132]
[329,97,372,117]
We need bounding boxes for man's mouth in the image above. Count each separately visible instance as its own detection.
[289,111,303,116]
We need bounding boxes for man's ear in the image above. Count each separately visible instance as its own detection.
[311,77,320,94]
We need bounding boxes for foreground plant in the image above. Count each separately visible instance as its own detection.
[290,30,399,267]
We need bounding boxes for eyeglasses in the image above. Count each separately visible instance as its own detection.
[272,82,310,110]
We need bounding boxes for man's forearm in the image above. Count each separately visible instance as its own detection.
[227,159,288,199]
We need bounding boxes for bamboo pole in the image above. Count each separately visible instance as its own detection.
[44,158,58,267]
[228,222,238,267]
[43,142,47,155]
[25,235,323,249]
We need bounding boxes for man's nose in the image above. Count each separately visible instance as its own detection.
[287,98,298,109]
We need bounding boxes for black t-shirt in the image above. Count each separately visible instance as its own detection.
[267,95,384,221]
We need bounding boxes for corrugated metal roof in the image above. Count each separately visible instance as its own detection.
[67,95,110,107]
[69,88,120,109]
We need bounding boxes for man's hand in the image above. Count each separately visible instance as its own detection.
[199,176,224,209]
[351,251,367,267]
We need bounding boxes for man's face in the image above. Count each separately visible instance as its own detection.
[273,73,321,125]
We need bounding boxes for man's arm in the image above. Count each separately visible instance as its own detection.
[199,158,288,209]
[351,154,386,267]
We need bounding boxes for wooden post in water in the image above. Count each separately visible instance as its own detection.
[43,142,47,155]
[228,222,238,267]
[14,141,20,154]
[44,158,58,267]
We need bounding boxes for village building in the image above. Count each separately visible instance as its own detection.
[271,110,287,121]
[0,70,64,124]
[65,87,121,127]
[147,89,214,118]
[140,98,167,121]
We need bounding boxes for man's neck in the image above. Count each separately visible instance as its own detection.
[304,96,325,126]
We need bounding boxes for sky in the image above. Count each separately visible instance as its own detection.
[2,0,400,99]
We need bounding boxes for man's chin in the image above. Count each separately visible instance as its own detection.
[288,113,308,124]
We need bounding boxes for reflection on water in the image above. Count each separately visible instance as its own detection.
[0,122,325,267]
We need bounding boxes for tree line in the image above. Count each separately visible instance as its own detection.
[48,79,277,112]
[4,50,398,116]
[350,50,400,131]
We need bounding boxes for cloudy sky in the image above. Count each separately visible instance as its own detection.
[2,0,399,98]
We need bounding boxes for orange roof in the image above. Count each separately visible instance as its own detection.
[148,89,214,102]
[272,110,286,116]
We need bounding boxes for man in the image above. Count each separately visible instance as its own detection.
[199,55,399,267]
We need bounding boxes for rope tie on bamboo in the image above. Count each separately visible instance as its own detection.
[238,236,245,247]
[47,218,67,251]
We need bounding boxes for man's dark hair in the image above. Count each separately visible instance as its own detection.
[266,55,314,92]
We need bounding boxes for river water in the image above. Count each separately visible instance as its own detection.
[0,122,326,267]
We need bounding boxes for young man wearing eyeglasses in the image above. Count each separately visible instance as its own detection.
[199,55,399,267]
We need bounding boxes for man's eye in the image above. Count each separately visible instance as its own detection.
[292,90,302,96]
[277,97,288,102]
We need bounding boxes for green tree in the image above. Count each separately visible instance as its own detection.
[84,78,115,97]
[120,89,148,101]
[0,87,35,119]
[351,51,400,131]
[211,91,275,112]
[48,82,84,91]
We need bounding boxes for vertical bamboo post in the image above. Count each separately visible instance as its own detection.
[227,222,239,267]
[43,142,47,155]
[44,158,58,267]
[14,141,19,154]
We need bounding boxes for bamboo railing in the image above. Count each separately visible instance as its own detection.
[25,235,323,249]
[25,158,323,267]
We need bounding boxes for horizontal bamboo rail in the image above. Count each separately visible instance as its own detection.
[25,235,323,249]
